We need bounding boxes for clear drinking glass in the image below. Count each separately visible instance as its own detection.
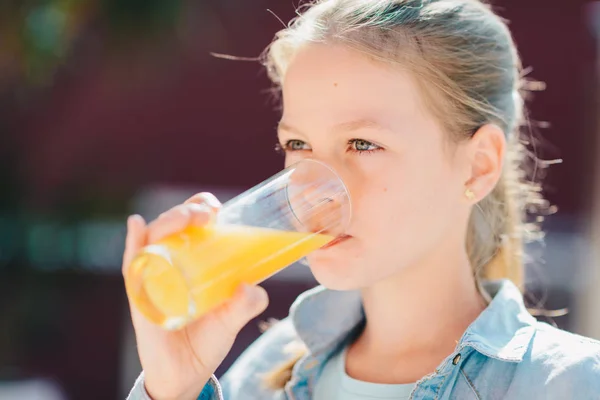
[125,159,351,330]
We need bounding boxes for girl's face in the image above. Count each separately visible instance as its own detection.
[278,44,477,290]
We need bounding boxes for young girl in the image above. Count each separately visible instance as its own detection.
[125,0,600,399]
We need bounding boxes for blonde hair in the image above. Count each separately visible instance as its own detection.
[260,0,551,389]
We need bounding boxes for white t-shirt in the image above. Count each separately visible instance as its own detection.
[313,346,416,400]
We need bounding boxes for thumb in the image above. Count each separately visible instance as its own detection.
[218,284,269,335]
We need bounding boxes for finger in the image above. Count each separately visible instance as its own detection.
[148,202,217,242]
[122,217,161,331]
[215,284,269,337]
[147,204,194,243]
[187,202,216,226]
[184,192,222,211]
[122,214,147,275]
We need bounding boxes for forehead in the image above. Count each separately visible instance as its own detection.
[281,44,428,124]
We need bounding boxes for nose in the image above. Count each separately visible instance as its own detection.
[286,159,351,237]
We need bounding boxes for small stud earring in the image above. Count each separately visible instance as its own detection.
[465,188,476,200]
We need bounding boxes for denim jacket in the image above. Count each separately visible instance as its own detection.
[128,279,600,399]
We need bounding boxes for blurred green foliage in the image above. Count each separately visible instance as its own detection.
[0,0,183,87]
[105,0,182,35]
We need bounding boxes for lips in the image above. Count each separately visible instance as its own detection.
[320,234,351,250]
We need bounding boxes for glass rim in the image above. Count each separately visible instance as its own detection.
[284,158,352,236]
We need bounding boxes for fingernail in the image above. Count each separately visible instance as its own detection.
[129,214,142,226]
[203,193,222,209]
[245,284,267,305]
[187,202,212,213]
[127,215,134,229]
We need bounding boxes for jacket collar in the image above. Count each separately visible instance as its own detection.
[290,279,537,362]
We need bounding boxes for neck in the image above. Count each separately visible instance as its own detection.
[355,239,488,359]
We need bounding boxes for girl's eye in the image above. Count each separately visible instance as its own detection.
[283,139,312,151]
[275,139,382,154]
[349,139,381,153]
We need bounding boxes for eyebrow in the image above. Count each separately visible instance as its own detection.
[278,118,394,136]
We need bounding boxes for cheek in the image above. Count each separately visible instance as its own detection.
[344,166,408,234]
[284,153,306,168]
[349,156,460,239]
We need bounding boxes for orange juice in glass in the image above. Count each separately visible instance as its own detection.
[125,159,351,330]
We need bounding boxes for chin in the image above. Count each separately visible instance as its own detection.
[306,247,364,291]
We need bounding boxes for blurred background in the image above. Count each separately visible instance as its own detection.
[0,0,599,398]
